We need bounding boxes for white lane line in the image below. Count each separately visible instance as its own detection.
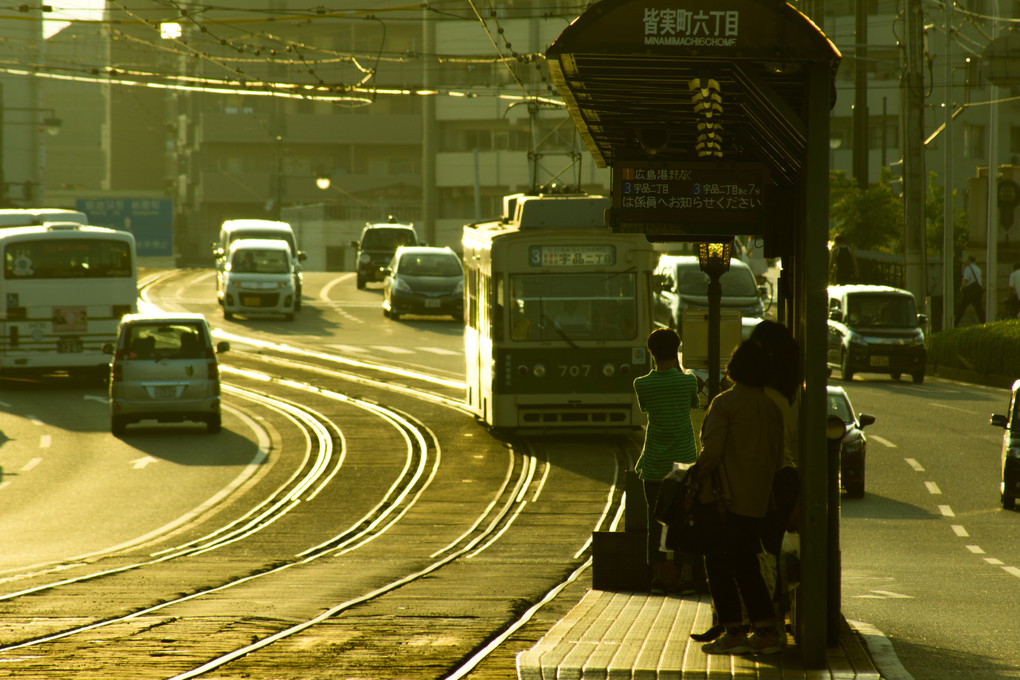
[328,344,370,354]
[0,481,10,491]
[375,345,414,355]
[951,525,969,537]
[850,620,916,680]
[966,545,984,553]
[20,457,42,472]
[419,347,460,356]
[904,458,924,471]
[938,505,955,517]
[925,481,942,495]
[39,435,51,449]
[985,557,1004,565]
[1003,566,1020,578]
[870,435,897,448]
[928,402,974,414]
[28,415,42,425]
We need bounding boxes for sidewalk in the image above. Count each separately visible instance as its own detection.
[516,589,881,679]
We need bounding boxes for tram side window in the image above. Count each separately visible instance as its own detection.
[492,277,504,341]
[466,267,478,329]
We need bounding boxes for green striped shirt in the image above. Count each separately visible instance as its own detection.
[633,368,700,480]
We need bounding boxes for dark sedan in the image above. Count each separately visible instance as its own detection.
[990,378,1020,510]
[382,246,464,321]
[827,385,875,498]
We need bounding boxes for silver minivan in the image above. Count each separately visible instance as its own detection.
[106,312,229,435]
[217,238,297,320]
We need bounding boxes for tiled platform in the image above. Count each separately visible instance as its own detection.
[516,590,881,679]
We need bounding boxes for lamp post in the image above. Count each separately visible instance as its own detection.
[697,240,733,400]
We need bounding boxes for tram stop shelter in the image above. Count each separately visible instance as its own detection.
[539,0,843,670]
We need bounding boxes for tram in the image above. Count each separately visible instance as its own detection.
[463,193,657,431]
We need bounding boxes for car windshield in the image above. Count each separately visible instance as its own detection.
[398,252,462,277]
[846,293,916,327]
[827,392,854,423]
[676,264,759,297]
[125,323,206,359]
[362,228,417,250]
[509,272,638,341]
[232,249,289,274]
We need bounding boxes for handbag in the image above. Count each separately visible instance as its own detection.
[653,463,700,551]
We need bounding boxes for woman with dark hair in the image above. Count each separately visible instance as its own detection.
[694,339,785,655]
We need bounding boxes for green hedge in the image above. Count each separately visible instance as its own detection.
[928,319,1020,378]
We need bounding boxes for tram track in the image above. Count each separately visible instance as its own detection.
[0,269,640,678]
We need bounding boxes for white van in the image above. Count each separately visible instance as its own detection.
[213,219,306,309]
[106,312,229,435]
[217,238,298,321]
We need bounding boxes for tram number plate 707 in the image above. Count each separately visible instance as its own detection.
[559,364,591,377]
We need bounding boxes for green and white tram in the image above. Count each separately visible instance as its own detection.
[463,193,657,431]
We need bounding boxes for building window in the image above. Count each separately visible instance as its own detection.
[963,124,986,159]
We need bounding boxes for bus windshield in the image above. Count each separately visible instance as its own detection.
[509,273,638,341]
[4,238,134,279]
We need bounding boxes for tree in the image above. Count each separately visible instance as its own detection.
[829,167,904,251]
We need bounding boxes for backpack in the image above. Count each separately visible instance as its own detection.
[834,245,856,282]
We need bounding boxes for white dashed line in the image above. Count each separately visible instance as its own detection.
[1003,566,1020,578]
[985,557,1004,565]
[925,481,942,495]
[20,457,42,472]
[904,458,924,471]
[869,435,897,448]
[951,525,969,537]
[39,435,51,449]
[966,545,984,553]
[938,505,955,517]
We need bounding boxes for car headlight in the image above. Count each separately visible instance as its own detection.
[395,277,412,293]
[359,253,371,264]
[454,280,464,295]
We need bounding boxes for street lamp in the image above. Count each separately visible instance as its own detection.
[697,239,733,400]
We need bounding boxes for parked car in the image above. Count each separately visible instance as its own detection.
[217,238,298,321]
[651,254,765,337]
[105,312,229,435]
[826,284,927,383]
[351,220,419,289]
[382,246,464,321]
[827,385,876,498]
[989,378,1020,509]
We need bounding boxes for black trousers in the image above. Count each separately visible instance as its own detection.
[956,283,985,324]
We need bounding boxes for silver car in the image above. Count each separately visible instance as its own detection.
[106,312,229,435]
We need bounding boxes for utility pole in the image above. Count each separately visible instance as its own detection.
[942,0,955,331]
[902,0,928,312]
[852,0,869,188]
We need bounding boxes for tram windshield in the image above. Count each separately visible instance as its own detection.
[509,273,638,341]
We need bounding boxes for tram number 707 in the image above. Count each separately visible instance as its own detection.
[559,364,591,377]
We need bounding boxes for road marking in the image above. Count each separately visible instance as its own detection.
[0,400,9,408]
[419,347,460,356]
[951,525,968,537]
[966,545,984,553]
[39,435,51,449]
[0,481,10,491]
[84,394,106,403]
[131,456,158,469]
[856,589,914,599]
[904,458,924,471]
[928,402,974,414]
[938,504,955,517]
[375,345,414,355]
[985,557,1004,565]
[329,344,370,354]
[28,415,41,425]
[21,457,42,472]
[849,620,916,680]
[925,481,942,495]
[1003,566,1020,578]
[870,434,897,448]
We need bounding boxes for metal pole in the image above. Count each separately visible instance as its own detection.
[708,274,721,400]
[943,0,955,331]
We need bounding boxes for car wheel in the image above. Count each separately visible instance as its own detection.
[891,372,901,380]
[390,310,401,321]
[357,275,366,290]
[111,415,128,437]
[912,372,925,384]
[840,351,854,381]
[224,309,234,321]
[206,414,222,434]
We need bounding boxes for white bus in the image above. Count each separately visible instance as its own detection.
[0,223,137,379]
[0,208,89,228]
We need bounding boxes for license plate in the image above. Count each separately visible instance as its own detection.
[425,299,441,308]
[153,386,178,399]
[57,337,83,353]
[869,355,890,367]
[242,296,262,306]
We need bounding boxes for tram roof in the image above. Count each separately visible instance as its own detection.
[544,0,841,188]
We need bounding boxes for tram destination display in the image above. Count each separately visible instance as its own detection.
[529,245,616,267]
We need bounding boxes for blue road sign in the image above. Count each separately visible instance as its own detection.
[76,198,174,257]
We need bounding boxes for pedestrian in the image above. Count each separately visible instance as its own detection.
[828,234,859,285]
[632,328,700,594]
[955,255,985,325]
[694,339,785,655]
[1007,263,1020,318]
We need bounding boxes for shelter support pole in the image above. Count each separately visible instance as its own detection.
[798,60,834,668]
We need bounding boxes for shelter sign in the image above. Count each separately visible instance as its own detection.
[611,161,768,236]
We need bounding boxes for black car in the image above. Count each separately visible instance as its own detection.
[382,246,464,321]
[828,385,875,498]
[989,379,1020,509]
[351,220,419,289]
[827,285,927,384]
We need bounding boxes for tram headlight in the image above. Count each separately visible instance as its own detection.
[532,363,546,378]
[602,362,616,377]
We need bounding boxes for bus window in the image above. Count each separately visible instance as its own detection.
[4,239,133,279]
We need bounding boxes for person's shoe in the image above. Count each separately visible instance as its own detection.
[650,580,668,596]
[701,630,751,655]
[748,627,784,655]
[690,624,724,642]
